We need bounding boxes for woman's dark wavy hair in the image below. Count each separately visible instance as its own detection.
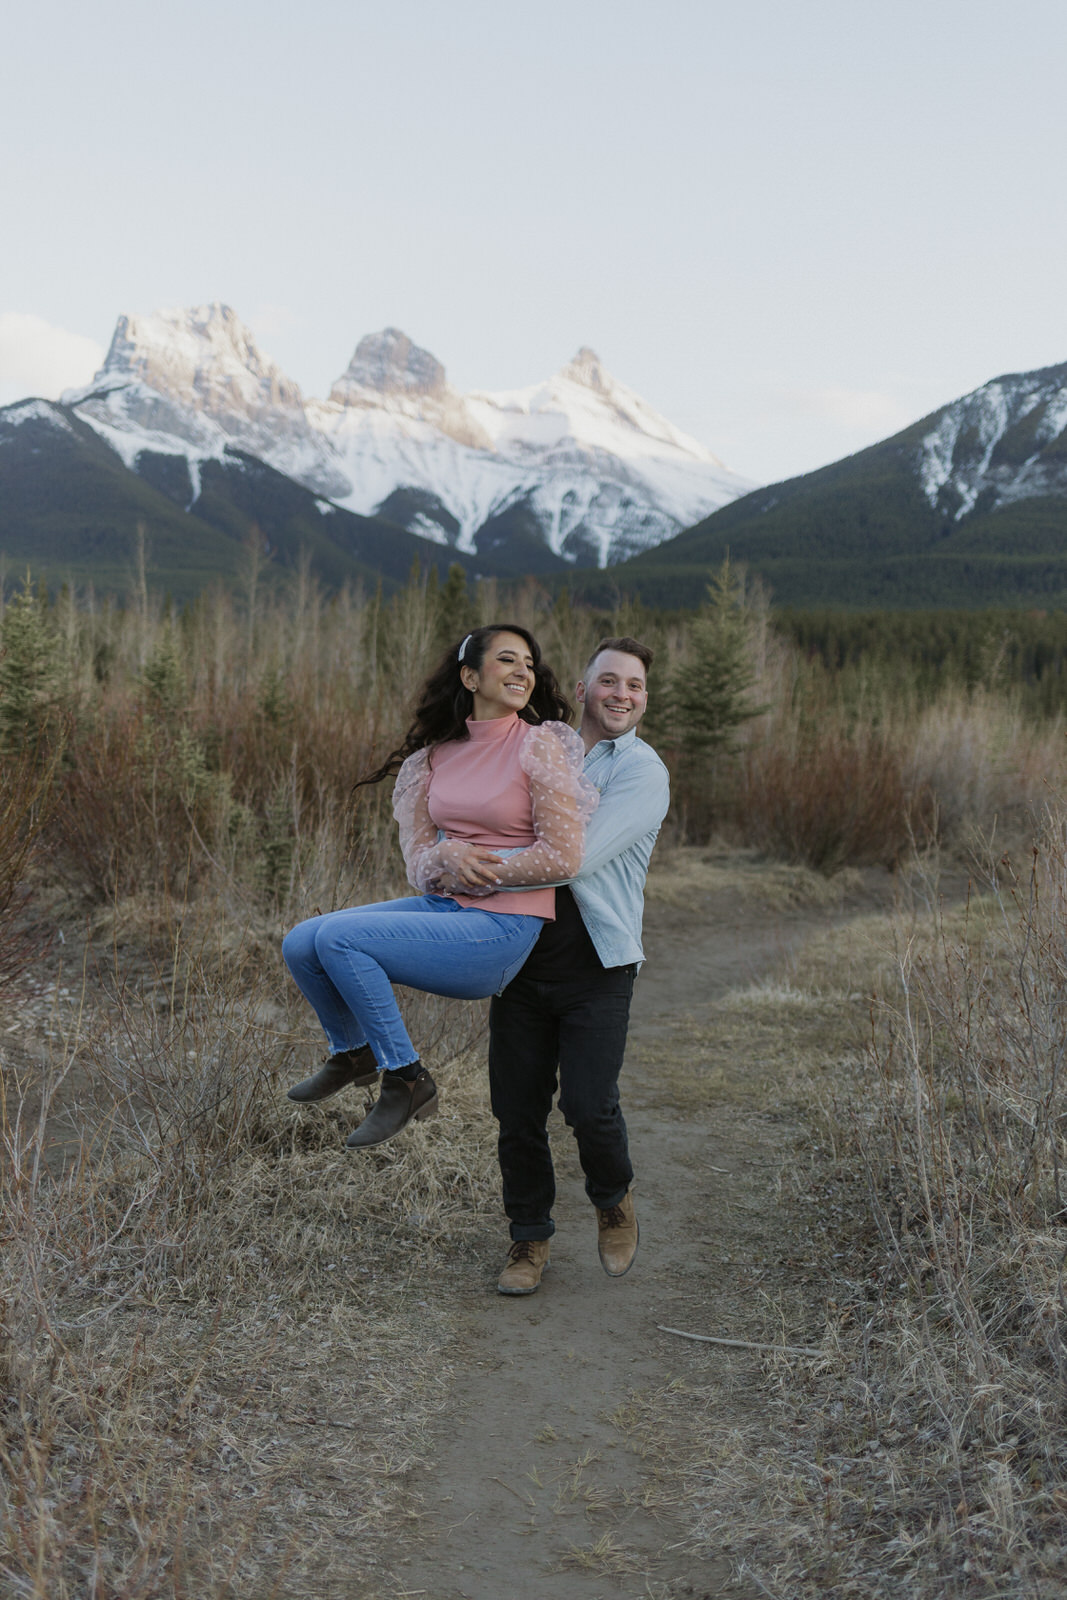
[357,624,574,787]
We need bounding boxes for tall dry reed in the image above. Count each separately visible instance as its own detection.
[725,651,1066,870]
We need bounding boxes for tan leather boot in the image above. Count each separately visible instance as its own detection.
[596,1190,639,1276]
[497,1239,551,1296]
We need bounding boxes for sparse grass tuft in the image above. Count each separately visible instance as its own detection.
[560,1530,648,1575]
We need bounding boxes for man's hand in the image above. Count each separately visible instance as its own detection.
[438,844,505,896]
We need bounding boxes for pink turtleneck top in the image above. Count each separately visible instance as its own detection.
[392,714,598,920]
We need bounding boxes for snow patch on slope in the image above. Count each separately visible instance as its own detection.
[919,365,1067,519]
[0,398,75,435]
[315,336,755,563]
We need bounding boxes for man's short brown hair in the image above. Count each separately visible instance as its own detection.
[583,636,654,676]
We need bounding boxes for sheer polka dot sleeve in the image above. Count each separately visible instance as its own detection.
[489,721,598,887]
[392,748,447,894]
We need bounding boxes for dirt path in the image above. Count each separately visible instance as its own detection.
[391,873,893,1600]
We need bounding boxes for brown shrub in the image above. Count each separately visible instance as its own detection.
[0,740,58,987]
[50,703,225,902]
[736,725,934,872]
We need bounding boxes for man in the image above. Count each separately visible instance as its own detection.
[489,636,669,1296]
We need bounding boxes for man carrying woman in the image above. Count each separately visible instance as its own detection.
[282,627,667,1300]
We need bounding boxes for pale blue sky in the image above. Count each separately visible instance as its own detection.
[2,0,1065,482]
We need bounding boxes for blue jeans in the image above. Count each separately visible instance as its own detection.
[282,896,543,1071]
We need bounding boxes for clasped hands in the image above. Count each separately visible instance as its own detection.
[432,840,505,898]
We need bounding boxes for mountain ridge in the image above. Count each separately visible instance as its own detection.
[10,310,1067,610]
[59,304,754,568]
[590,358,1067,609]
[0,395,490,603]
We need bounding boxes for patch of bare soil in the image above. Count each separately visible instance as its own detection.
[387,860,900,1600]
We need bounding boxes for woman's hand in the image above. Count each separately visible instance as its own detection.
[438,843,505,895]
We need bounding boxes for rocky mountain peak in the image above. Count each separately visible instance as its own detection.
[92,302,305,415]
[330,328,447,405]
[560,347,610,393]
[63,303,349,497]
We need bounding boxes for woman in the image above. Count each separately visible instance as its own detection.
[282,624,597,1149]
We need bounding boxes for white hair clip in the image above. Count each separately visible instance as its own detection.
[457,633,473,662]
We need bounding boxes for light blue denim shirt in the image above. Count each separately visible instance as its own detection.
[570,728,670,969]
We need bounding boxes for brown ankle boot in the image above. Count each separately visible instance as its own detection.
[345,1067,438,1148]
[596,1190,639,1277]
[497,1239,550,1296]
[287,1045,378,1102]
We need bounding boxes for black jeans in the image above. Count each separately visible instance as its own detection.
[488,964,635,1241]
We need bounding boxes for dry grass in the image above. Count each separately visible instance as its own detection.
[735,689,1067,875]
[633,984,863,1114]
[738,722,931,871]
[6,575,1067,1595]
[641,574,1067,865]
[559,1530,648,1575]
[644,845,864,913]
[0,742,56,993]
[0,879,502,1598]
[618,835,1067,1598]
[0,573,614,1597]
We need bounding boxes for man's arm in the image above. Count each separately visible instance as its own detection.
[572,754,670,880]
[473,749,669,893]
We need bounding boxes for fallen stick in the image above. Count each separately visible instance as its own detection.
[657,1325,826,1359]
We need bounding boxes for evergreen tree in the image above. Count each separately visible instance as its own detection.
[433,563,474,656]
[0,580,60,749]
[141,622,187,716]
[664,559,767,760]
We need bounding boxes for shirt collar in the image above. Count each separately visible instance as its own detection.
[587,727,639,758]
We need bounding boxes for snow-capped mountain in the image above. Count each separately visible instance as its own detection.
[0,388,483,604]
[918,361,1067,521]
[618,355,1067,609]
[62,304,753,567]
[65,305,351,504]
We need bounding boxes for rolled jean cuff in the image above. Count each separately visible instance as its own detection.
[509,1220,556,1243]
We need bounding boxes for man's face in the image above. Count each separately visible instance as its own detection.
[577,649,649,743]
